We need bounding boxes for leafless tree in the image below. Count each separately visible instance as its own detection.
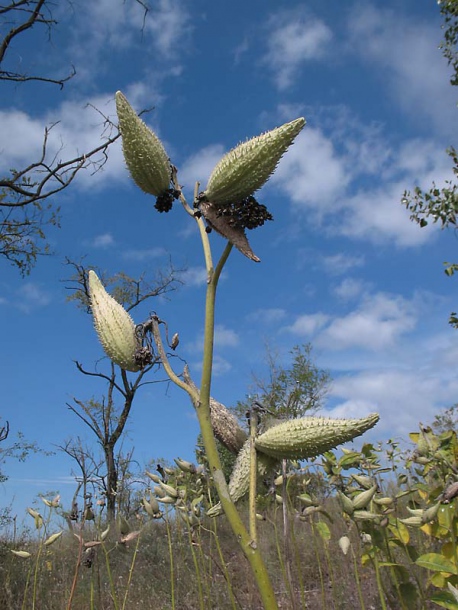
[0,0,149,274]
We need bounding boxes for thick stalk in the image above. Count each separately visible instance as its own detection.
[196,242,279,610]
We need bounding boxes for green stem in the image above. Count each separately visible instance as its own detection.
[165,513,176,610]
[249,407,258,542]
[195,241,278,610]
[121,532,142,610]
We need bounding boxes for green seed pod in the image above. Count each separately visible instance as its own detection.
[88,270,141,372]
[44,532,63,547]
[255,413,379,460]
[352,485,377,510]
[115,91,171,197]
[338,491,355,516]
[399,516,423,527]
[352,510,380,522]
[206,438,278,517]
[145,471,162,484]
[158,481,178,498]
[351,474,374,489]
[422,502,441,523]
[373,497,394,507]
[11,550,32,559]
[174,458,197,474]
[204,118,305,206]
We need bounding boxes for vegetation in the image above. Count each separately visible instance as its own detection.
[3,421,458,609]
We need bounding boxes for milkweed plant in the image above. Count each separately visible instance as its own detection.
[85,91,380,610]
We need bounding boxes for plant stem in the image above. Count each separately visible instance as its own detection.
[195,241,279,610]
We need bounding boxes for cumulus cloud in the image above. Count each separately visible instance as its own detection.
[272,128,349,214]
[285,291,418,352]
[178,144,225,193]
[346,5,457,138]
[327,368,458,439]
[121,247,166,261]
[262,9,333,90]
[16,283,51,313]
[320,253,365,276]
[90,233,115,248]
[333,278,367,301]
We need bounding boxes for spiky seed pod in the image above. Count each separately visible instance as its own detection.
[183,367,248,454]
[115,91,171,197]
[255,413,379,460]
[88,270,141,372]
[203,117,305,206]
[399,516,423,527]
[206,439,278,517]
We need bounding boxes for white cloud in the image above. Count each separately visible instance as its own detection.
[346,5,457,137]
[178,144,225,194]
[179,267,208,287]
[90,233,114,248]
[327,368,458,439]
[263,10,333,90]
[16,283,51,312]
[286,291,419,352]
[122,247,166,261]
[333,278,367,301]
[247,308,287,325]
[214,325,239,348]
[272,128,349,214]
[321,253,365,276]
[286,313,330,337]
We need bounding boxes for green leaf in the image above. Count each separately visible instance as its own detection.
[416,553,458,575]
[315,521,331,542]
[430,591,458,610]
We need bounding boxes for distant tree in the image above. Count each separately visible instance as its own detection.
[432,403,458,433]
[64,259,183,521]
[0,0,149,275]
[232,343,331,427]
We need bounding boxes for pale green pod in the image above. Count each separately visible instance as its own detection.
[44,532,63,547]
[204,118,305,206]
[422,502,441,523]
[338,491,355,516]
[207,438,278,517]
[373,497,394,507]
[115,91,171,196]
[88,270,141,372]
[158,481,178,498]
[11,550,32,558]
[145,471,162,484]
[351,474,374,489]
[352,510,380,522]
[338,535,351,556]
[352,485,377,510]
[399,516,423,527]
[255,413,379,460]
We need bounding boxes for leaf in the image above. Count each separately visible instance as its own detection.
[416,553,458,575]
[389,520,410,544]
[429,591,458,609]
[315,521,331,542]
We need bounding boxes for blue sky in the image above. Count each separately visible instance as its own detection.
[1,0,458,520]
